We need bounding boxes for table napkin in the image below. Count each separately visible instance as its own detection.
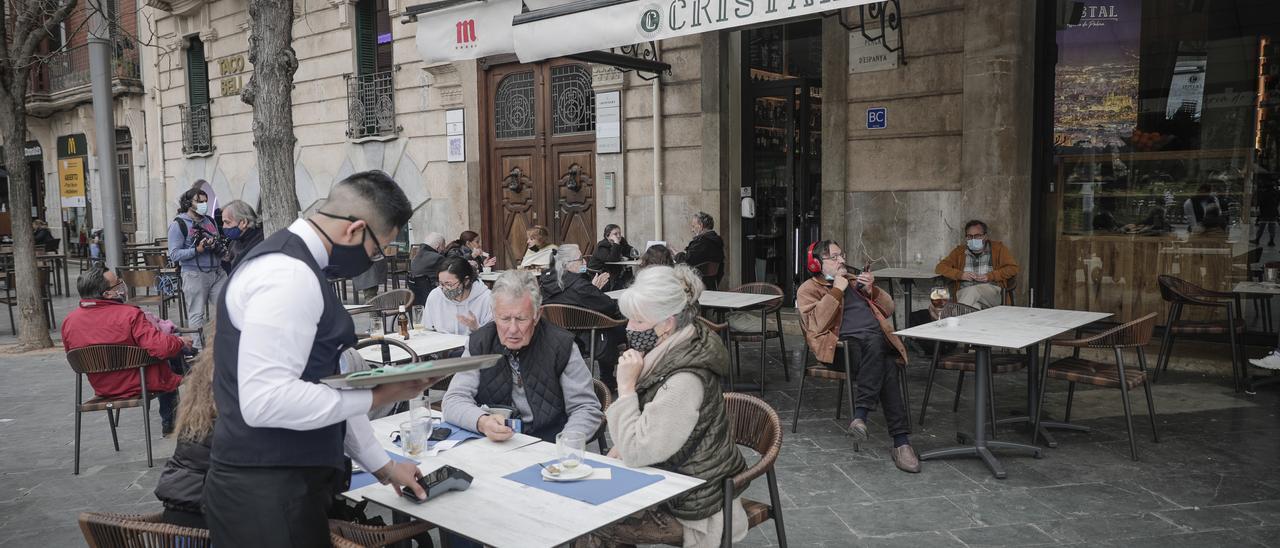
[503,459,664,505]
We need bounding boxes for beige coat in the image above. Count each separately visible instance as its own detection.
[796,276,908,366]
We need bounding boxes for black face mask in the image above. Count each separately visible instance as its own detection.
[309,214,381,279]
[626,328,661,354]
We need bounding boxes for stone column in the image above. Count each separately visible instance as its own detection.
[822,14,850,245]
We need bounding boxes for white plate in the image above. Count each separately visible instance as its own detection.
[541,463,594,482]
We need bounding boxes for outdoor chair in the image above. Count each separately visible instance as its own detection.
[66,345,173,474]
[1035,312,1160,461]
[591,378,612,453]
[721,392,787,547]
[77,511,431,548]
[791,339,911,448]
[2,267,57,332]
[540,304,627,377]
[1154,275,1245,392]
[366,288,415,332]
[118,266,184,324]
[693,261,723,290]
[723,283,789,394]
[383,245,410,291]
[918,303,1029,433]
[45,237,61,253]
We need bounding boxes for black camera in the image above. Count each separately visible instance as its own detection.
[192,223,230,256]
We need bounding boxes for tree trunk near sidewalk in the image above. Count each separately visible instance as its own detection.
[242,0,300,235]
[0,90,53,350]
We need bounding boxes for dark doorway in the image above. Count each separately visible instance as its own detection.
[741,19,823,302]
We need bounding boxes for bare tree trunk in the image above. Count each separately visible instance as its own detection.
[243,0,300,235]
[0,99,53,350]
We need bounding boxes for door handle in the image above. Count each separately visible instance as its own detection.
[554,209,561,220]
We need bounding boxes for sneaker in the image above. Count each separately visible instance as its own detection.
[1249,349,1280,371]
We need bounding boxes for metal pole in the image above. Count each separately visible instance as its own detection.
[87,0,123,268]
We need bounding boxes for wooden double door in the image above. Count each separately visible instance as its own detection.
[483,60,598,268]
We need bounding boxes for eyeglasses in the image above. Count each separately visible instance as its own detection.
[317,211,386,262]
[439,280,463,290]
[965,233,987,240]
[823,252,847,262]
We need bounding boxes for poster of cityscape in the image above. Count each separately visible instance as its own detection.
[1053,0,1142,152]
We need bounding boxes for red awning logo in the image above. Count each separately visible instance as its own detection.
[456,19,477,45]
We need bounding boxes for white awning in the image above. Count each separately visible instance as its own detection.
[511,0,880,63]
[412,0,524,64]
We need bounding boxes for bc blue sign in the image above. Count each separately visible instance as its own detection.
[867,107,887,130]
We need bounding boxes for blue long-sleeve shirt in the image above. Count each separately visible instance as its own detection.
[167,215,221,272]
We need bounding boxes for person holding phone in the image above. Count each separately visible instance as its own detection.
[796,239,919,473]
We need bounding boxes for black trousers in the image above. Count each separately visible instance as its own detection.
[205,463,343,548]
[834,333,911,438]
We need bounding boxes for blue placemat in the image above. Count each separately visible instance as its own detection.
[503,459,665,505]
[350,451,419,490]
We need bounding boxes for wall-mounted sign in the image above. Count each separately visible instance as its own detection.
[57,134,87,158]
[446,108,465,162]
[58,157,86,207]
[849,33,899,74]
[867,107,887,130]
[596,91,621,154]
[217,54,247,96]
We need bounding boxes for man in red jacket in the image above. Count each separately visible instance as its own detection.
[62,266,193,435]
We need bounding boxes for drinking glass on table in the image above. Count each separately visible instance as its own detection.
[411,305,426,329]
[556,431,587,470]
[401,419,431,457]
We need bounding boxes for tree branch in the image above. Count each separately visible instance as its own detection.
[20,0,78,62]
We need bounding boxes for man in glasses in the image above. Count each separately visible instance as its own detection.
[443,269,603,444]
[205,171,436,547]
[935,219,1020,310]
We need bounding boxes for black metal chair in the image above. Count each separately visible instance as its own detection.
[1035,313,1161,461]
[541,304,627,377]
[1154,275,1245,391]
[792,339,910,449]
[66,345,170,474]
[724,283,788,393]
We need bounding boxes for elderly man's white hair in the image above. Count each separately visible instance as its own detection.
[425,232,446,250]
[552,243,583,289]
[492,269,542,310]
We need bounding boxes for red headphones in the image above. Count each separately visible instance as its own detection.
[805,242,821,273]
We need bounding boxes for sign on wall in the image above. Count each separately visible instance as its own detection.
[58,157,86,207]
[218,54,248,97]
[596,91,621,154]
[446,108,465,162]
[849,33,899,74]
[414,0,523,64]
[57,134,87,158]
[867,107,887,130]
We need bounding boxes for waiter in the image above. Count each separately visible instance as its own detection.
[205,171,433,546]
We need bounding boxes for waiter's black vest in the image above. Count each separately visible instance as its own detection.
[469,320,575,442]
[211,229,356,470]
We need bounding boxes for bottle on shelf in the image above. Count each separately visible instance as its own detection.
[396,305,411,339]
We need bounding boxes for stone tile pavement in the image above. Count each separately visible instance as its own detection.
[2,279,1279,546]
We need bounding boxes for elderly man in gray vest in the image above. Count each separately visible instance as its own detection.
[444,270,603,443]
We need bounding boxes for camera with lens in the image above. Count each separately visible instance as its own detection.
[192,223,230,257]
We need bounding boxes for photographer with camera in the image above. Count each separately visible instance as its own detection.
[167,185,226,349]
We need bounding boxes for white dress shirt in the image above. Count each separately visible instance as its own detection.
[224,219,389,474]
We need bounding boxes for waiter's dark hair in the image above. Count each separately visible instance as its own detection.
[77,266,112,299]
[329,170,413,235]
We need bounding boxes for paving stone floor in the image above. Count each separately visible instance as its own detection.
[2,287,1278,547]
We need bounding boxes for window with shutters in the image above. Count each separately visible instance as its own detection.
[181,37,213,154]
[347,0,397,138]
[115,129,136,227]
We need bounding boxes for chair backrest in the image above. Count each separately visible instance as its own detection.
[697,316,727,333]
[1077,312,1159,349]
[142,252,167,268]
[366,289,414,313]
[724,392,782,491]
[728,283,784,314]
[66,345,155,375]
[79,511,212,548]
[118,267,159,289]
[541,304,627,330]
[1156,274,1227,307]
[45,238,60,253]
[592,378,612,412]
[355,337,420,367]
[938,302,979,319]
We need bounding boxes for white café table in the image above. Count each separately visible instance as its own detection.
[894,306,1111,478]
[345,411,705,548]
[1232,281,1280,392]
[358,330,470,364]
[606,289,782,391]
[606,260,641,267]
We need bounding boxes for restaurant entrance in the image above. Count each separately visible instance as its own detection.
[740,20,822,302]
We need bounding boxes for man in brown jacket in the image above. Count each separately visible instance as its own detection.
[796,240,919,473]
[935,219,1019,310]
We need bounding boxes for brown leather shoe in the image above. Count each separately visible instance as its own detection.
[892,445,921,473]
[849,419,869,441]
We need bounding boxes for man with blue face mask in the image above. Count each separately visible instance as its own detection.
[218,199,265,273]
[167,184,225,347]
[935,219,1020,310]
[539,244,627,389]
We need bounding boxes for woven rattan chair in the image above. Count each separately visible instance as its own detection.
[77,511,428,548]
[692,261,723,291]
[792,339,910,447]
[355,336,420,367]
[541,304,627,377]
[721,392,787,547]
[1154,275,1245,391]
[118,267,182,323]
[1036,313,1161,461]
[724,283,789,394]
[66,345,170,474]
[918,303,1029,432]
[591,378,613,452]
[366,289,416,331]
[327,519,437,547]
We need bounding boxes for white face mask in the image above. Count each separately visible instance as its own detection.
[195,202,209,215]
[967,238,985,252]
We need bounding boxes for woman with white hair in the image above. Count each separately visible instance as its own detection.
[577,265,747,548]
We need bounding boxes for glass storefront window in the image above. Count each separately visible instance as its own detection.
[1051,0,1280,324]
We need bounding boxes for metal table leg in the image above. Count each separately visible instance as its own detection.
[919,346,1042,479]
[994,341,1090,447]
[902,279,915,327]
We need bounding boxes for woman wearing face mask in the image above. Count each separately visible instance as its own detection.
[423,257,494,341]
[587,224,636,291]
[575,265,747,548]
[539,244,625,388]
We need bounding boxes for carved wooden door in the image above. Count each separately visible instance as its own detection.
[484,60,596,268]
